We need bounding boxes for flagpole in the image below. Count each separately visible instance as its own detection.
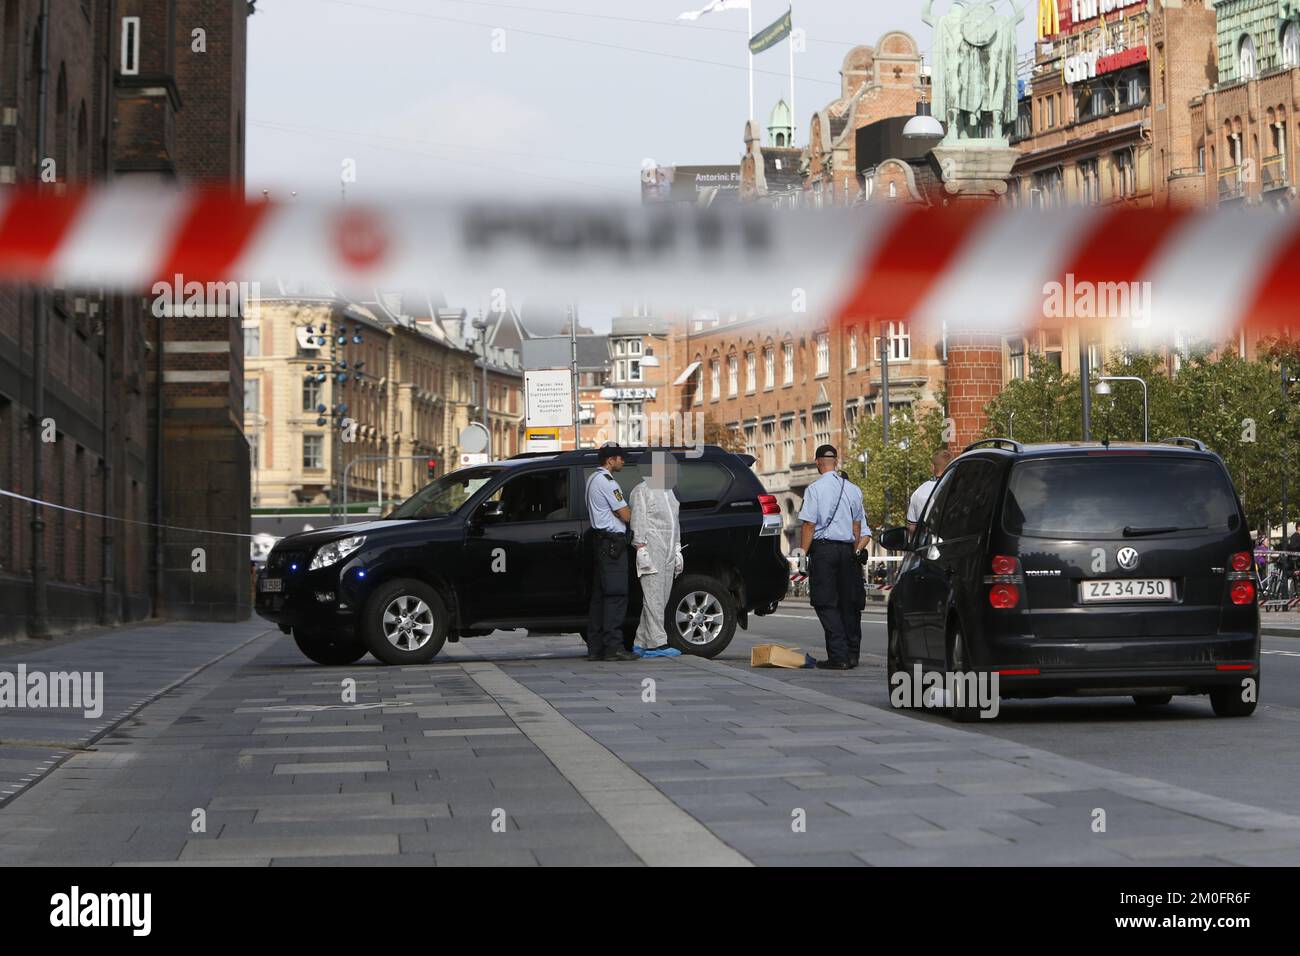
[788,3,795,143]
[747,2,754,124]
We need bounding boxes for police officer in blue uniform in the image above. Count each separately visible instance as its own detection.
[798,444,872,670]
[585,444,639,662]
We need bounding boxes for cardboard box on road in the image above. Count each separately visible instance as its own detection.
[750,643,814,669]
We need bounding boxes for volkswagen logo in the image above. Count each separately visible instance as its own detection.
[1117,547,1140,571]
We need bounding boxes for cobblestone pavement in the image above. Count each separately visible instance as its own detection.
[2,617,1299,865]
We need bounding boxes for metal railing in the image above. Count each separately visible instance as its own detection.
[1262,154,1288,191]
[1218,165,1246,201]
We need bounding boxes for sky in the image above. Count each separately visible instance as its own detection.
[245,0,1039,324]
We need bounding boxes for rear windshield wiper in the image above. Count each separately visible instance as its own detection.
[1122,525,1205,537]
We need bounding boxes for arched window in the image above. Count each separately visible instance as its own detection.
[1283,21,1300,69]
[1239,34,1257,80]
[76,101,88,180]
[54,63,68,183]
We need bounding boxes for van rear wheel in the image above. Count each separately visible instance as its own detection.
[1210,680,1258,717]
[947,625,984,723]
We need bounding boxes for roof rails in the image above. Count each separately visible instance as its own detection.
[964,438,1024,454]
[1158,437,1208,452]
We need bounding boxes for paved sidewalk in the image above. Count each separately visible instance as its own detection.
[3,624,1300,865]
[0,619,271,806]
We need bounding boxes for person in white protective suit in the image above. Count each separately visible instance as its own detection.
[630,451,685,654]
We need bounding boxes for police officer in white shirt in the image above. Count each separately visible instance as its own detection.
[798,444,872,670]
[585,444,638,663]
[907,448,954,539]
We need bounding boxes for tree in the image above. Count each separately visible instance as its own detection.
[701,413,743,453]
[982,351,1082,443]
[845,404,947,529]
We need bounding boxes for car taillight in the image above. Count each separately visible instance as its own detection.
[758,494,780,516]
[991,555,1018,576]
[1230,551,1252,573]
[1230,580,1255,605]
[989,584,1020,609]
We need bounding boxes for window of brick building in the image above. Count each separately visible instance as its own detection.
[815,333,828,377]
[745,350,756,393]
[763,347,774,390]
[780,414,794,469]
[784,340,796,384]
[243,323,260,357]
[743,420,757,459]
[813,406,831,451]
[710,358,720,401]
[888,322,910,361]
[1008,336,1027,380]
[1079,158,1100,205]
[244,378,260,414]
[1286,21,1300,69]
[761,418,776,472]
[848,329,858,370]
[727,352,738,396]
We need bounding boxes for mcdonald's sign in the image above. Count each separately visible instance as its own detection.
[1037,0,1060,40]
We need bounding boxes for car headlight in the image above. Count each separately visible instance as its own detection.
[309,536,366,570]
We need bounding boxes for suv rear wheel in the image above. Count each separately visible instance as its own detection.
[666,574,737,659]
[293,628,368,666]
[362,579,449,665]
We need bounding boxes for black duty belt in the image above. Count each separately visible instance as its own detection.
[814,540,854,547]
[595,529,628,538]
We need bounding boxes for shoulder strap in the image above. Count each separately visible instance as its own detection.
[815,474,847,539]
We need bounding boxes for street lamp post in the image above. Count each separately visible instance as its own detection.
[1094,375,1148,442]
[472,313,490,456]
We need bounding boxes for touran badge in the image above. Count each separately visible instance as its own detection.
[1117,547,1140,571]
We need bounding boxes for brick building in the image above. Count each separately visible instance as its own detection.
[663,310,944,551]
[1013,0,1217,208]
[1188,0,1300,208]
[803,33,929,206]
[0,0,251,641]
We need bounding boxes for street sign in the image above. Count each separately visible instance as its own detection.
[525,369,574,428]
[460,453,490,467]
[459,423,490,454]
[525,427,562,453]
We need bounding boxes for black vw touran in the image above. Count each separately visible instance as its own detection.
[879,439,1260,722]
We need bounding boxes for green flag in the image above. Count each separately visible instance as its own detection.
[749,7,792,54]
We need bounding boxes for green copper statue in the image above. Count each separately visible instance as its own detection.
[923,0,1025,144]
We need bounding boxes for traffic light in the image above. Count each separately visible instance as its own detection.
[426,459,438,481]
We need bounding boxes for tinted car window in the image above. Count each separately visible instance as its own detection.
[582,460,733,510]
[484,469,570,523]
[1003,457,1240,539]
[916,469,955,541]
[934,460,1000,539]
[386,467,501,519]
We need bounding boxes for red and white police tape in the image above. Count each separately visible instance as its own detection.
[2,184,1298,340]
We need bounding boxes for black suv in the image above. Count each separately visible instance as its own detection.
[255,446,788,665]
[879,438,1260,721]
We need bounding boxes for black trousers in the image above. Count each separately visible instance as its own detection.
[588,534,630,654]
[809,540,866,664]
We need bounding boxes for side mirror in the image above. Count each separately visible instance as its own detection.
[878,527,910,552]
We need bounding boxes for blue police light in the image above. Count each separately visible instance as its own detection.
[316,403,327,414]
[316,417,327,426]
[356,569,367,579]
[289,563,299,572]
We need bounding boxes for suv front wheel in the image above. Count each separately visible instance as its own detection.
[362,579,450,665]
[666,574,737,659]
